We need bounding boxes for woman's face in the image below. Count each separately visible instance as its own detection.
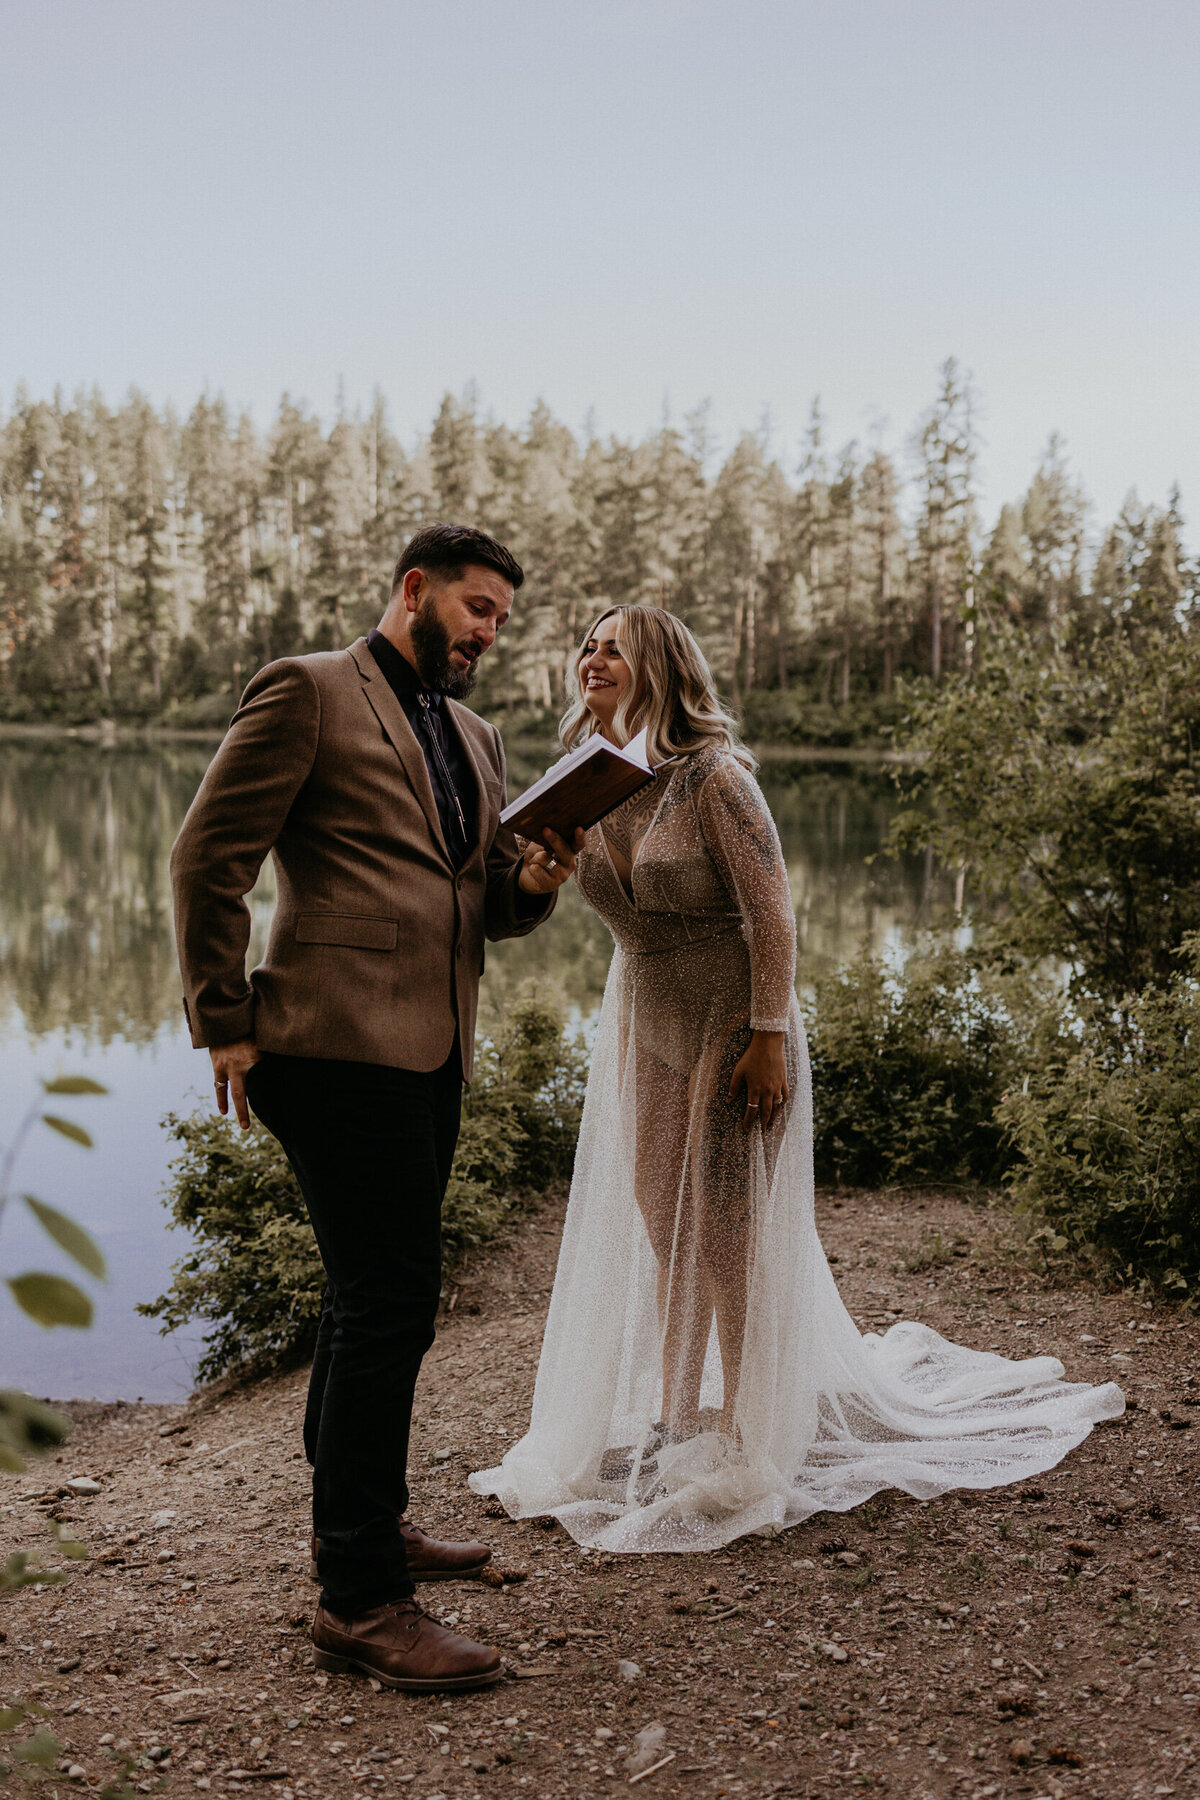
[579,612,634,732]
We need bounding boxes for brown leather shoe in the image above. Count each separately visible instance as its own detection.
[400,1519,491,1581]
[309,1520,491,1583]
[312,1596,502,1692]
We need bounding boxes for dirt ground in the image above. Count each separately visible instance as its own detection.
[3,1188,1198,1800]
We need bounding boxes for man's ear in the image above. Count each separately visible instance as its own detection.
[401,567,425,612]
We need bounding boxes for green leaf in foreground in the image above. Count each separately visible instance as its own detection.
[7,1272,94,1328]
[0,1389,71,1473]
[41,1114,93,1148]
[41,1076,107,1096]
[11,1727,59,1765]
[23,1196,106,1279]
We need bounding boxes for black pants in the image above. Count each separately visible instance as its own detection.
[245,1046,462,1616]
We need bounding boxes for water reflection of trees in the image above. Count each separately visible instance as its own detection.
[762,766,955,987]
[0,743,273,1046]
[0,744,945,1046]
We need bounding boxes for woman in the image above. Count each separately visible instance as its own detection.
[471,606,1122,1553]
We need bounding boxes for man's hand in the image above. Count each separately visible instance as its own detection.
[728,1030,789,1129]
[518,827,586,896]
[210,1039,261,1131]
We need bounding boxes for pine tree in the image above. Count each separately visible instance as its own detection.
[911,359,979,682]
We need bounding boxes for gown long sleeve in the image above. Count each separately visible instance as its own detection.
[470,746,1123,1554]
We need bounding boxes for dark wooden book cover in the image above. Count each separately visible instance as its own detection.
[502,747,660,842]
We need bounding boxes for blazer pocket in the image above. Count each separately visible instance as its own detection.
[295,913,398,950]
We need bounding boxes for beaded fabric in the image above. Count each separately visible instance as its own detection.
[470,747,1123,1553]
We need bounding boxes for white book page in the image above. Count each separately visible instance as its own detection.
[620,726,651,769]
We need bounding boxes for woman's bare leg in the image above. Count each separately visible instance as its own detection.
[633,1045,712,1440]
[694,1024,764,1438]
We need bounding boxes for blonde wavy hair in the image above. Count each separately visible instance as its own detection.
[560,604,755,770]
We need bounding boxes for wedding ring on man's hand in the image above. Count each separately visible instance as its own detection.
[747,1102,761,1111]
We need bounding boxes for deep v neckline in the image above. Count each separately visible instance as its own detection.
[599,765,674,907]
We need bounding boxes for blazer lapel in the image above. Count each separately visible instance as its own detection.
[347,639,451,866]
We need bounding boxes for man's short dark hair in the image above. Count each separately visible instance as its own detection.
[391,523,524,595]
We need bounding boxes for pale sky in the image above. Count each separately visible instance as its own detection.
[3,0,1197,537]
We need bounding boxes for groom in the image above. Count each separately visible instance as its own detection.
[170,523,578,1692]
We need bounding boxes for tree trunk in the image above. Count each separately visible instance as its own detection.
[730,589,746,712]
[744,574,757,692]
[930,548,944,684]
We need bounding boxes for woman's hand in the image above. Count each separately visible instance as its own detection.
[728,1030,789,1129]
[519,826,586,895]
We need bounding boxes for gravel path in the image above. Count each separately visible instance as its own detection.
[3,1188,1197,1799]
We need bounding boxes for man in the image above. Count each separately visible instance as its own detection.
[170,523,579,1692]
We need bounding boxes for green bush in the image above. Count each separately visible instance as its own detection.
[805,943,1023,1188]
[141,990,588,1382]
[1001,941,1200,1295]
[892,626,1200,1001]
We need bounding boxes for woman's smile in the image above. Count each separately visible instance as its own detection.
[579,611,632,730]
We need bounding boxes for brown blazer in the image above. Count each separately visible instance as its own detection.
[170,637,551,1079]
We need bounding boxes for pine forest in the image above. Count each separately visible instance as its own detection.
[0,359,1193,738]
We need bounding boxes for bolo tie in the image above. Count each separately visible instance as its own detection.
[417,691,469,864]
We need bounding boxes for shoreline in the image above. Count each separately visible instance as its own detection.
[0,719,919,764]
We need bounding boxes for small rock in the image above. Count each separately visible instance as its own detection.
[432,1448,453,1463]
[67,1765,87,1782]
[156,1550,176,1564]
[624,1723,667,1776]
[820,1641,849,1662]
[1008,1738,1034,1764]
[833,1551,861,1567]
[57,1656,81,1673]
[1110,1491,1138,1513]
[150,1510,176,1529]
[617,1660,643,1682]
[595,1726,614,1740]
[65,1478,100,1496]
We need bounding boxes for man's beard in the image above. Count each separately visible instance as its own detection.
[410,599,479,699]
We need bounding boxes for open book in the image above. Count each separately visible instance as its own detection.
[501,727,674,842]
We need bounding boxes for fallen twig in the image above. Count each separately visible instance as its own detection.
[629,1750,677,1784]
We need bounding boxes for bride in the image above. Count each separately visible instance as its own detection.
[470,605,1123,1553]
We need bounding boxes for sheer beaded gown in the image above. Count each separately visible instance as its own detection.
[470,746,1123,1553]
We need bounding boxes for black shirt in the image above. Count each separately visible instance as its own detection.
[366,629,475,870]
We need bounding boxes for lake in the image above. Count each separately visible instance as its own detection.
[0,737,950,1401]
